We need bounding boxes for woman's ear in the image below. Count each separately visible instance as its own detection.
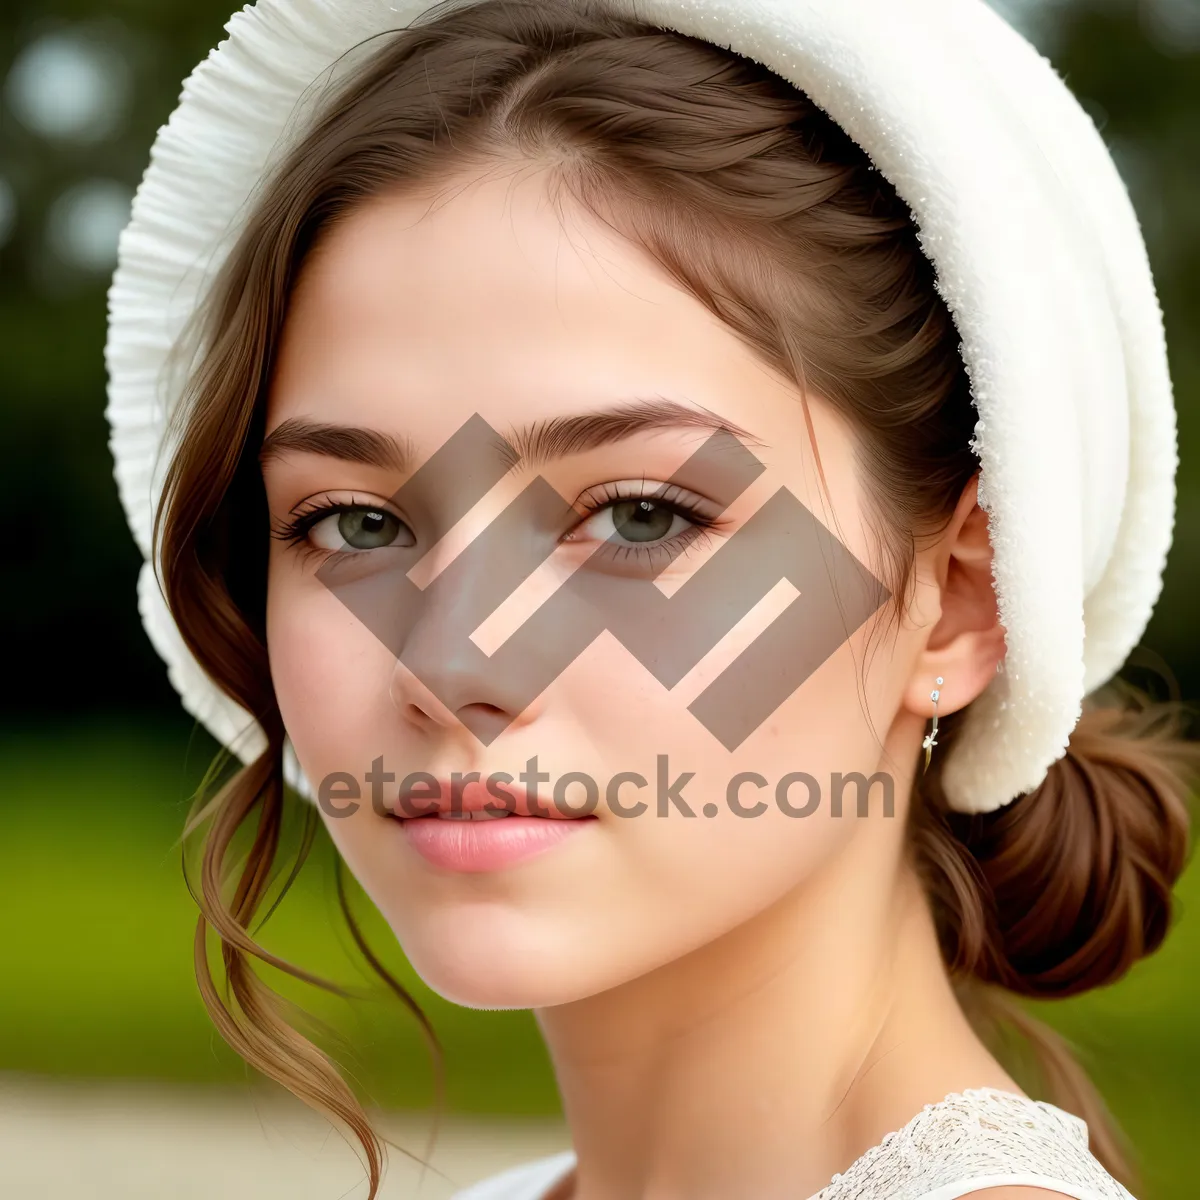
[903,472,1007,720]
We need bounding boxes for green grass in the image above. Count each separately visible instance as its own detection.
[2,720,1198,1195]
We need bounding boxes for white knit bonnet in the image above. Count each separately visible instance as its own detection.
[104,0,1178,814]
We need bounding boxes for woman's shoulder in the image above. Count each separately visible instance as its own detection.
[449,1149,576,1200]
[448,1089,1133,1200]
[816,1087,1135,1200]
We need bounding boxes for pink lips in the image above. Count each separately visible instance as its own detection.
[394,779,596,872]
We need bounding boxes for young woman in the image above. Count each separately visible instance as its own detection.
[105,0,1197,1197]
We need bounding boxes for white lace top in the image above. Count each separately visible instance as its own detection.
[451,1088,1135,1200]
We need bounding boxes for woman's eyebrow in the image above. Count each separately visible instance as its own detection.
[259,399,762,473]
[259,419,416,472]
[498,397,764,470]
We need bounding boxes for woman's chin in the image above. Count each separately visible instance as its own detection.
[396,919,624,1010]
[410,955,594,1010]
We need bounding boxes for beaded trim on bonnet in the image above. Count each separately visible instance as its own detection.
[815,1088,1132,1200]
[103,0,1178,814]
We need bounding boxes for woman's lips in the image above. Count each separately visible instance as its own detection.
[393,779,597,872]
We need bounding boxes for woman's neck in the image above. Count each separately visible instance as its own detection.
[534,820,1018,1200]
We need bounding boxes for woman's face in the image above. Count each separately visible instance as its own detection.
[262,164,933,1008]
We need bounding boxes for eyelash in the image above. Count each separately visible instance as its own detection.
[567,480,722,565]
[269,494,394,557]
[270,483,723,564]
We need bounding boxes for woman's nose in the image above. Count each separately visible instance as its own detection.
[389,616,544,746]
[388,484,571,744]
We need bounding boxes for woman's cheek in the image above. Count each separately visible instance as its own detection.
[266,564,396,781]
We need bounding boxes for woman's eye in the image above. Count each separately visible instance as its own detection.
[309,507,412,551]
[571,498,696,547]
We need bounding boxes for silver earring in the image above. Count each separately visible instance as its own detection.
[922,676,943,773]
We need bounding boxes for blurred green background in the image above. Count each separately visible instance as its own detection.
[1,0,1199,1196]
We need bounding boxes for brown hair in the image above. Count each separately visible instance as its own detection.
[155,0,1197,1193]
